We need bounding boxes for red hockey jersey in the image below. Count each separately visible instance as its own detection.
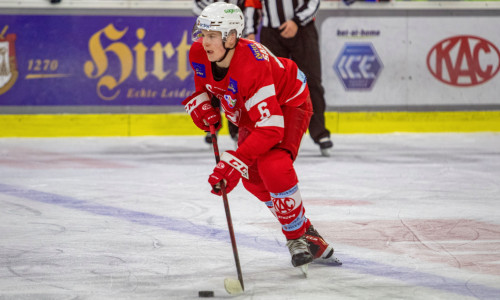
[189,38,309,164]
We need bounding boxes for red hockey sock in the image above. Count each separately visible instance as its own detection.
[270,184,310,240]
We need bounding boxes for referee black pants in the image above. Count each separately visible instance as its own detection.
[260,21,330,143]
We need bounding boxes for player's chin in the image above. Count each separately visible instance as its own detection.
[206,52,221,62]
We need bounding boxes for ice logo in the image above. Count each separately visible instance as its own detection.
[334,43,383,90]
[427,35,500,87]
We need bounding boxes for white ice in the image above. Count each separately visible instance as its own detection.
[1,133,499,299]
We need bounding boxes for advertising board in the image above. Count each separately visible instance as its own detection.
[321,16,500,109]
[0,15,196,106]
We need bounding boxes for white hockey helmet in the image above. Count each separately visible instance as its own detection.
[192,2,244,42]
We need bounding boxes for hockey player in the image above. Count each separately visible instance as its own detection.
[182,2,341,272]
[192,0,243,146]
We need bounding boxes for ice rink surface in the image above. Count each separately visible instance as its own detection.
[1,133,499,300]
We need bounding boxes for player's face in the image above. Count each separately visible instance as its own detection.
[201,30,225,62]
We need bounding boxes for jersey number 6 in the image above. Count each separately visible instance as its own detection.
[257,102,271,119]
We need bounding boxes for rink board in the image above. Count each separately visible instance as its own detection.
[1,5,500,137]
[1,110,500,137]
[320,16,500,109]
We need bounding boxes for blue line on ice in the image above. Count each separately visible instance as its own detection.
[1,183,498,299]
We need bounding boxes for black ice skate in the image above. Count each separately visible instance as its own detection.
[286,236,314,277]
[318,137,333,157]
[304,225,342,266]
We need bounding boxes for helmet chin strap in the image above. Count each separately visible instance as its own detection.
[216,39,238,63]
[216,48,231,63]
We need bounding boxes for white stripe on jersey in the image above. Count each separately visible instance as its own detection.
[286,69,307,103]
[261,44,284,69]
[256,115,284,128]
[285,82,307,104]
[245,84,276,111]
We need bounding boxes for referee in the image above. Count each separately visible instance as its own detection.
[245,0,333,156]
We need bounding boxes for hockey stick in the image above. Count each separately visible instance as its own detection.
[209,124,244,294]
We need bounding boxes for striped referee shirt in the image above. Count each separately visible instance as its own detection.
[244,0,320,35]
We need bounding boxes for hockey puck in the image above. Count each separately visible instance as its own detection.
[198,290,214,297]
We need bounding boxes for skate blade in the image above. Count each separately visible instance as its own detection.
[300,264,309,278]
[313,256,343,266]
[320,148,331,157]
[224,278,244,295]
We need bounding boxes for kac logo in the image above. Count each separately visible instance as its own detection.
[272,197,296,214]
[427,35,500,87]
[334,43,383,90]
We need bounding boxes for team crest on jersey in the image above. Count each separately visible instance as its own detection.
[192,62,206,78]
[0,26,19,96]
[228,78,238,94]
[223,94,237,109]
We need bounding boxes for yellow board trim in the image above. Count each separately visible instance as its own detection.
[326,111,500,133]
[1,111,499,137]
